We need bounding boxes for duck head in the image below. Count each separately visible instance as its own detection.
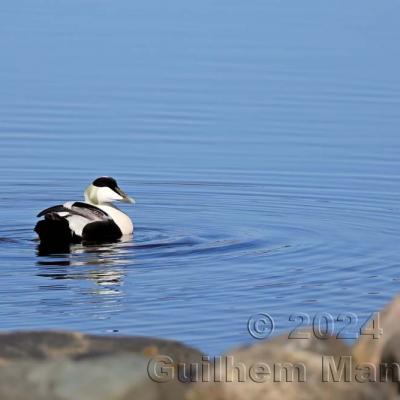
[84,177,135,205]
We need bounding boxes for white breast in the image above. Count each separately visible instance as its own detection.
[97,204,134,235]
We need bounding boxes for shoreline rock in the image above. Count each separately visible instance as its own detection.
[0,332,203,400]
[1,297,400,399]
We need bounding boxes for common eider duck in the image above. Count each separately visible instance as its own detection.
[35,177,135,245]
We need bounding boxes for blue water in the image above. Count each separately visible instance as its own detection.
[0,1,399,355]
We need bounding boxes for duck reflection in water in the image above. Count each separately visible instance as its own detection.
[36,237,133,292]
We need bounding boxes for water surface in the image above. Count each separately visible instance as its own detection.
[0,0,399,354]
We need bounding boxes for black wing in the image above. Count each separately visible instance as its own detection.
[37,205,73,218]
[71,202,109,218]
[37,202,109,221]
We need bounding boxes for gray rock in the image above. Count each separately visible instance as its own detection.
[3,294,400,400]
[353,297,400,365]
[0,354,156,400]
[353,296,400,399]
[0,331,203,400]
[186,332,388,400]
[0,331,201,365]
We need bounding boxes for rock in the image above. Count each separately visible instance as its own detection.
[0,331,203,400]
[0,331,201,365]
[353,296,400,399]
[3,295,400,400]
[186,332,388,400]
[0,354,155,400]
[353,297,400,365]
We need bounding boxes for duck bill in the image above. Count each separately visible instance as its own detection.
[115,187,135,204]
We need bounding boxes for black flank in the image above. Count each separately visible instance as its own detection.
[34,214,80,245]
[82,220,122,243]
